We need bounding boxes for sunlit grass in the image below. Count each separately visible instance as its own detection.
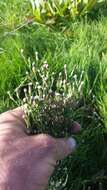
[0,0,107,189]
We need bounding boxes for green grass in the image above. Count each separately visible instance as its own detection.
[0,0,107,189]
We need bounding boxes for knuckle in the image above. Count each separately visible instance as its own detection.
[40,134,55,148]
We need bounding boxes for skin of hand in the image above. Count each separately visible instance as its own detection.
[0,107,81,190]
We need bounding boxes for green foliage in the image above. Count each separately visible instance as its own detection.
[0,0,107,189]
[0,0,30,32]
[30,0,101,25]
[4,17,107,189]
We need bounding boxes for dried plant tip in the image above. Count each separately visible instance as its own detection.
[21,49,24,54]
[99,182,103,190]
[73,74,77,79]
[44,87,47,91]
[51,104,57,108]
[59,72,62,77]
[23,98,26,103]
[55,92,61,96]
[63,79,67,84]
[16,88,20,99]
[35,51,39,61]
[31,96,34,100]
[33,100,36,106]
[32,62,35,67]
[64,64,67,69]
[24,88,27,93]
[44,77,48,81]
[32,66,35,73]
[37,69,40,73]
[34,96,39,100]
[44,60,48,64]
[26,71,29,75]
[24,109,28,114]
[7,91,10,95]
[37,85,42,89]
[43,62,48,69]
[49,89,53,94]
[28,57,31,64]
[43,94,45,98]
[29,82,32,86]
[36,81,39,85]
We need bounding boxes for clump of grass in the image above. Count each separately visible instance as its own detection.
[0,0,31,33]
[9,51,84,137]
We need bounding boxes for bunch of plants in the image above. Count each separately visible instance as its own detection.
[29,0,100,26]
[8,51,107,190]
[8,50,84,137]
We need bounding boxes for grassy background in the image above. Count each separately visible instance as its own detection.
[0,1,107,189]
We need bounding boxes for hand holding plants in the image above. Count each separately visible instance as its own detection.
[0,107,80,190]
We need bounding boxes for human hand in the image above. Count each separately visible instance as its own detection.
[0,107,80,190]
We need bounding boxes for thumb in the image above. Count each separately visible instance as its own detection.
[53,137,77,161]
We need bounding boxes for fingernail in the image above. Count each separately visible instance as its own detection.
[67,137,77,152]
